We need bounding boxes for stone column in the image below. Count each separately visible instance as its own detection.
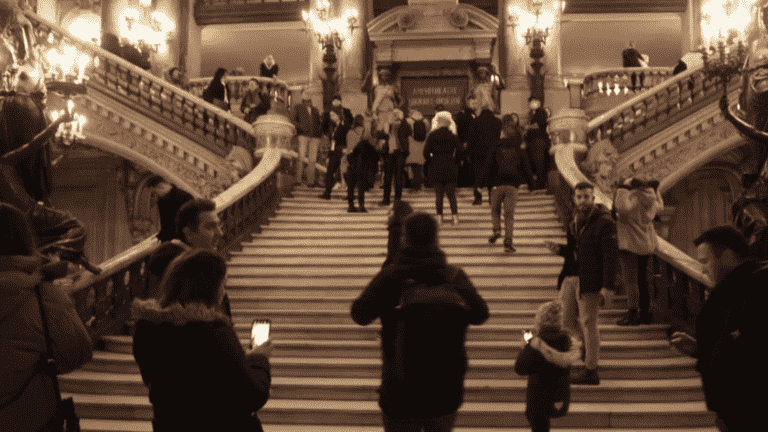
[338,0,367,115]
[541,0,562,89]
[680,0,702,55]
[182,0,201,78]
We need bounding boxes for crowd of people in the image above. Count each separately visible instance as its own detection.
[290,90,555,240]
[1,172,765,431]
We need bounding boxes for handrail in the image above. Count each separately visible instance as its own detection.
[582,67,674,100]
[68,148,285,344]
[186,75,289,104]
[552,143,714,289]
[25,10,258,156]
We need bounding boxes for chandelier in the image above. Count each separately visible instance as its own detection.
[119,1,175,55]
[302,0,359,62]
[49,99,87,147]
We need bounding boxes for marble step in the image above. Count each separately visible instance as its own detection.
[226,322,670,342]
[64,395,717,427]
[228,254,566,266]
[78,421,719,432]
[59,371,705,403]
[263,220,564,231]
[82,352,700,380]
[231,246,562,256]
[227,307,635,326]
[272,206,560,217]
[226,264,563,277]
[221,291,629,310]
[277,201,559,213]
[240,237,566,247]
[255,228,566,239]
[101,336,679,360]
[226,276,565,290]
[265,215,564,224]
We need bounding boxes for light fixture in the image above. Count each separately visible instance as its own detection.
[49,99,86,147]
[302,0,359,58]
[119,2,175,55]
[523,1,550,47]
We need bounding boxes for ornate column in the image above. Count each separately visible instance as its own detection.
[181,0,201,78]
[502,0,528,90]
[541,0,562,89]
[338,0,367,115]
[307,23,325,109]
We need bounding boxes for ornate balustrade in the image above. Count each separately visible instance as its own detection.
[581,67,675,112]
[66,148,284,346]
[187,76,289,107]
[25,10,258,158]
[585,59,740,155]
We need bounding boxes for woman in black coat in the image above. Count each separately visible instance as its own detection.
[241,79,270,124]
[132,250,271,432]
[424,115,461,225]
[203,68,230,112]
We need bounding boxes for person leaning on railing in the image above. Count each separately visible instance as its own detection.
[132,249,272,432]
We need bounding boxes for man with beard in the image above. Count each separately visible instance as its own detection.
[544,182,618,385]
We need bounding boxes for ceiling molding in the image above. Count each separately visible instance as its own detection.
[563,0,687,15]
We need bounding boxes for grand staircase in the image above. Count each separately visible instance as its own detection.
[60,185,717,431]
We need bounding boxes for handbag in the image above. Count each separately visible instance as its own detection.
[33,281,81,432]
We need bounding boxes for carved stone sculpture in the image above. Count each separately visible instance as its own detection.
[580,139,619,195]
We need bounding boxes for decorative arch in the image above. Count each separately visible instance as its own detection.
[81,135,204,198]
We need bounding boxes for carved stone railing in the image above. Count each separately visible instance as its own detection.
[26,10,259,158]
[581,67,675,115]
[66,148,284,345]
[187,75,288,106]
[586,59,740,155]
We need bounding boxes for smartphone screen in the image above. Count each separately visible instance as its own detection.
[524,331,533,343]
[251,319,271,349]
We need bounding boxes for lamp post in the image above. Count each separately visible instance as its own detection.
[302,0,359,110]
[521,0,550,104]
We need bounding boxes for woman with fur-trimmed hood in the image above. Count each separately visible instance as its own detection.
[132,249,271,432]
[514,300,577,432]
[613,178,664,326]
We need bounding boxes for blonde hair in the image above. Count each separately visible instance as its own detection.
[533,300,565,336]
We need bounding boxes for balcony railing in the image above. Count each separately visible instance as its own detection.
[585,58,740,155]
[26,10,258,158]
[187,75,291,117]
[580,67,675,116]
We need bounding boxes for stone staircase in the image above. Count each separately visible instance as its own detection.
[60,185,717,431]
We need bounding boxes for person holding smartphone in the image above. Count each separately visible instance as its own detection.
[515,301,576,432]
[132,249,272,432]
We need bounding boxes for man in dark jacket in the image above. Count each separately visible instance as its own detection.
[671,226,767,432]
[544,182,618,385]
[291,91,323,186]
[144,199,231,317]
[319,110,350,199]
[467,101,502,205]
[378,109,412,207]
[483,115,537,253]
[147,176,194,243]
[454,96,479,186]
[622,41,643,91]
[351,213,489,430]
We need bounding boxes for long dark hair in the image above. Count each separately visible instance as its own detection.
[209,68,227,88]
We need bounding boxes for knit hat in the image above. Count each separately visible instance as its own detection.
[0,203,36,256]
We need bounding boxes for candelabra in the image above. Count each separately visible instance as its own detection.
[699,39,747,83]
[47,83,88,148]
[302,0,359,108]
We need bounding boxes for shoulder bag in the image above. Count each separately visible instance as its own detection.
[33,282,81,432]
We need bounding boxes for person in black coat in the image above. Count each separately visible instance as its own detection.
[544,182,618,385]
[378,109,412,206]
[346,139,379,213]
[467,103,503,205]
[424,115,462,225]
[482,114,536,253]
[671,226,768,431]
[147,176,194,243]
[454,96,479,187]
[132,250,271,432]
[241,79,271,124]
[382,200,414,268]
[515,300,574,432]
[259,55,279,79]
[622,41,643,90]
[351,213,489,424]
[524,97,550,193]
[320,111,350,199]
[203,68,230,111]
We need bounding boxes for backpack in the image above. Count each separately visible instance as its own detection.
[413,119,428,142]
[393,267,470,386]
[496,144,519,177]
